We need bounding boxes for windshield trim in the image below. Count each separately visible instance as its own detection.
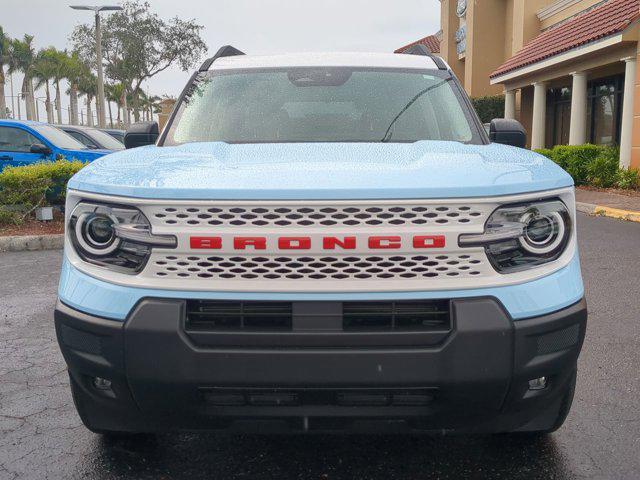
[159,67,488,147]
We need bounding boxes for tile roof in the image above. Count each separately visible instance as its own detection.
[491,0,640,79]
[395,34,441,54]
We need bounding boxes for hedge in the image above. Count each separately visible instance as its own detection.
[0,159,86,225]
[471,95,505,124]
[534,144,639,189]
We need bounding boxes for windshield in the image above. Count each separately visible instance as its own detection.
[32,124,87,150]
[86,128,125,150]
[163,68,480,145]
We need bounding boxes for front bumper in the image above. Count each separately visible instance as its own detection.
[55,296,587,434]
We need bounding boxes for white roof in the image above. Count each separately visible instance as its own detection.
[210,51,441,71]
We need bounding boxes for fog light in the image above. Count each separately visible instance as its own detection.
[528,376,547,391]
[93,377,112,391]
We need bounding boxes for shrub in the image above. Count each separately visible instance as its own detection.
[616,168,640,189]
[547,144,603,185]
[0,207,20,226]
[534,148,554,159]
[0,159,86,223]
[535,144,638,189]
[471,95,505,123]
[586,146,619,188]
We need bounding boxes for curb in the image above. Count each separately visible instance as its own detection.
[0,234,64,253]
[576,202,640,223]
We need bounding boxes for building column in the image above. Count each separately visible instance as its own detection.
[531,82,548,150]
[619,56,636,168]
[569,72,588,145]
[504,89,516,119]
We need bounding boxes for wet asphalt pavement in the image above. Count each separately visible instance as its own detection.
[1,213,639,480]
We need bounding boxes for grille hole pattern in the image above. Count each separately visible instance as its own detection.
[147,204,488,227]
[149,254,487,281]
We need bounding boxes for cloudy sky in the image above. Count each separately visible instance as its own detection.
[2,0,440,124]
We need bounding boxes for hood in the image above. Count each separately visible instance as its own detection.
[61,148,112,163]
[67,141,573,200]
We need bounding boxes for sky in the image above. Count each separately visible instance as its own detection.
[1,0,441,125]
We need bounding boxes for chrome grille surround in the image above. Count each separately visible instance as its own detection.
[64,189,577,293]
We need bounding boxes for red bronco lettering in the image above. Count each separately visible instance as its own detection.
[189,235,445,250]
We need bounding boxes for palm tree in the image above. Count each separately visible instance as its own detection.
[77,69,96,126]
[8,35,37,121]
[109,83,126,127]
[105,83,123,128]
[40,48,69,124]
[64,53,86,125]
[33,48,57,124]
[0,27,11,119]
[137,91,161,122]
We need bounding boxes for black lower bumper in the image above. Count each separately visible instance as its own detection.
[55,297,587,434]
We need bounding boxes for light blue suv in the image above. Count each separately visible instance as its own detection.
[55,46,587,437]
[0,119,111,170]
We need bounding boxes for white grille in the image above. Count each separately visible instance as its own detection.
[146,203,486,228]
[67,188,578,293]
[148,253,489,281]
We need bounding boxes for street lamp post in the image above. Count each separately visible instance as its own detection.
[70,5,123,129]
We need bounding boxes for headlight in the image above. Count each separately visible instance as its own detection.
[69,202,176,274]
[459,199,571,273]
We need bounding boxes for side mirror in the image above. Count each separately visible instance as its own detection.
[489,119,527,149]
[30,143,52,156]
[124,122,159,149]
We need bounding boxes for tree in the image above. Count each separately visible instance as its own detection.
[37,48,70,124]
[64,53,86,125]
[106,82,131,127]
[8,35,37,121]
[137,90,161,122]
[71,0,207,122]
[0,26,11,120]
[76,68,97,126]
[33,48,58,123]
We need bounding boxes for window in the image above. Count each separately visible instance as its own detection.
[545,75,624,148]
[0,126,40,153]
[84,128,125,150]
[31,124,86,150]
[546,87,571,148]
[587,75,624,146]
[164,68,481,145]
[67,131,98,149]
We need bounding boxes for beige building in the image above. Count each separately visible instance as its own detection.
[397,0,640,169]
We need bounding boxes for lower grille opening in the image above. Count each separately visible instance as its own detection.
[343,300,450,331]
[201,388,436,407]
[185,300,451,333]
[187,300,292,331]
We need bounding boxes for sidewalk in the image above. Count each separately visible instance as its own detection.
[575,188,640,222]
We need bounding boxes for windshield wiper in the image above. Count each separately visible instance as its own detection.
[380,79,449,143]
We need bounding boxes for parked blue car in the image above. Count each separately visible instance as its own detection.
[0,119,111,170]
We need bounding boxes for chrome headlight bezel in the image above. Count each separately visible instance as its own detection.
[459,198,572,274]
[68,201,176,274]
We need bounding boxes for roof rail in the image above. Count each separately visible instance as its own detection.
[400,44,447,71]
[199,45,245,72]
